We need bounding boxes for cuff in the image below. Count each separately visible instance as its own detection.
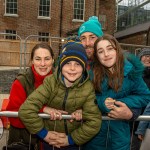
[37,128,48,139]
[129,109,142,121]
[68,135,75,145]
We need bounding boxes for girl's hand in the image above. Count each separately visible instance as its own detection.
[105,97,116,109]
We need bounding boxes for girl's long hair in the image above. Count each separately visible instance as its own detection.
[93,34,124,92]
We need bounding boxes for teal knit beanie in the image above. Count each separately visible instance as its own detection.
[78,16,103,37]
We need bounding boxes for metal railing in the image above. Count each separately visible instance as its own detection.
[0,111,150,121]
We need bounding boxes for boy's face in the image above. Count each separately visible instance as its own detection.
[62,61,83,87]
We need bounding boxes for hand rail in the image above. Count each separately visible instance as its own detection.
[0,111,150,121]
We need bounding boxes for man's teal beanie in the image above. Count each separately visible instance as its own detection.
[78,16,103,37]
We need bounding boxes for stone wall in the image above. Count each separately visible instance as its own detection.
[0,69,19,94]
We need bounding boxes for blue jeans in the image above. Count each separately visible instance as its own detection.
[43,142,81,150]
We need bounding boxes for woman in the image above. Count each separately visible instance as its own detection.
[83,34,150,150]
[6,43,54,149]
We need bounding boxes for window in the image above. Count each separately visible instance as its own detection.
[121,21,126,27]
[38,32,50,42]
[38,0,50,17]
[99,15,107,30]
[74,0,84,20]
[5,30,17,40]
[5,0,17,15]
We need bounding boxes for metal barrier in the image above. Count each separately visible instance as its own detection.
[0,111,150,150]
[0,111,150,121]
[120,43,150,55]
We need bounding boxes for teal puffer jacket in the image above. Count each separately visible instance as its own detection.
[19,69,102,145]
[83,55,150,150]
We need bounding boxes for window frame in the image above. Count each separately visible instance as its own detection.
[4,0,18,17]
[5,29,17,40]
[99,14,107,30]
[73,0,85,22]
[38,32,50,42]
[38,0,51,20]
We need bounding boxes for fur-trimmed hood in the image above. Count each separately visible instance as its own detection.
[124,54,145,79]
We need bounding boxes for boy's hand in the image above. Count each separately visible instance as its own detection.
[53,135,69,148]
[70,109,82,122]
[44,131,67,148]
[43,107,68,120]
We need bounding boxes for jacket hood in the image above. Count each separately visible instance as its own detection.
[124,54,144,79]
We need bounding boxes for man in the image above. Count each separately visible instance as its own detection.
[131,48,150,150]
[78,16,139,121]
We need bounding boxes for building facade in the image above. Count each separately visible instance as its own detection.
[0,0,116,67]
[115,0,150,46]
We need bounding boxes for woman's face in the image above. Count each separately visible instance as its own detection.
[141,55,150,67]
[32,48,54,76]
[96,40,117,72]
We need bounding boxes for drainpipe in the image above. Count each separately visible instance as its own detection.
[146,26,150,46]
[59,0,63,55]
[94,0,96,15]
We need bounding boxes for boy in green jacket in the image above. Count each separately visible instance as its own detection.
[19,43,101,150]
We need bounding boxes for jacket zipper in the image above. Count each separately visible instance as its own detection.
[62,88,69,135]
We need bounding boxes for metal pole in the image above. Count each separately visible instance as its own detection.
[0,111,150,121]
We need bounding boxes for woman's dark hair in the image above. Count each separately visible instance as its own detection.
[31,43,54,61]
[93,34,124,92]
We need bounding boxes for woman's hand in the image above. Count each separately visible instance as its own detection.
[105,97,115,109]
[138,134,144,141]
[43,106,68,120]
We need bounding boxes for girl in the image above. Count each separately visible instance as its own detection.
[83,34,150,150]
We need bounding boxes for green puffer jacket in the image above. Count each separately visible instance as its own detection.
[19,68,102,145]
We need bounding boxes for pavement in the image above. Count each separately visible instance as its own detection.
[0,130,8,150]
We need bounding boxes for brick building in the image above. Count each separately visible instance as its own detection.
[115,0,150,46]
[0,0,116,67]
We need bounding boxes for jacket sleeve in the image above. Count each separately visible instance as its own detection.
[6,80,27,128]
[70,83,102,145]
[7,80,27,111]
[117,77,150,108]
[18,77,52,134]
[135,102,150,135]
[95,77,150,114]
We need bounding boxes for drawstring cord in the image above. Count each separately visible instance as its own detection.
[106,120,110,149]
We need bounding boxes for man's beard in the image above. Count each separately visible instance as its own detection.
[85,46,94,60]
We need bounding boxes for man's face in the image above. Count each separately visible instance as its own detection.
[80,32,98,60]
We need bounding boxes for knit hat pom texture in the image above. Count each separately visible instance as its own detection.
[78,16,103,37]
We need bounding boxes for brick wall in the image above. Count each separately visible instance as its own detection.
[0,0,116,64]
[117,32,147,45]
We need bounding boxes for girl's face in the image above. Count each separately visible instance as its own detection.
[32,48,54,76]
[96,40,117,72]
[62,61,83,87]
